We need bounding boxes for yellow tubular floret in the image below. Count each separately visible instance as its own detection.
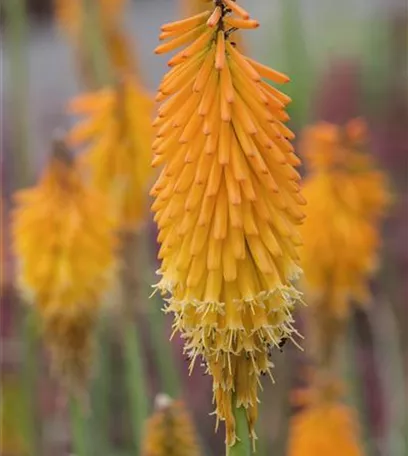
[152,0,304,446]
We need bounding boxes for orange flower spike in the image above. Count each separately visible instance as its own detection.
[288,381,363,456]
[67,76,153,230]
[299,119,391,319]
[152,0,304,446]
[12,139,117,390]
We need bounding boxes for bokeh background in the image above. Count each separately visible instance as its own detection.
[1,0,407,455]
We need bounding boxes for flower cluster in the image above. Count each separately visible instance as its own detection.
[68,75,153,231]
[151,1,305,444]
[299,119,390,319]
[142,395,201,456]
[12,141,117,389]
[288,376,363,456]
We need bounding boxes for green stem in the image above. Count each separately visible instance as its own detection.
[148,294,181,398]
[20,311,41,455]
[4,0,30,188]
[140,228,181,397]
[345,314,375,456]
[90,319,112,456]
[369,299,407,456]
[120,233,150,454]
[279,0,313,129]
[123,319,150,454]
[69,398,89,456]
[83,0,113,87]
[227,402,251,456]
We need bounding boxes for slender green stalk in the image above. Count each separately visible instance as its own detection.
[140,228,181,398]
[227,402,251,456]
[20,311,41,455]
[369,299,407,456]
[5,2,38,453]
[344,314,375,456]
[123,318,149,454]
[90,319,112,456]
[73,1,114,452]
[148,292,180,398]
[83,0,113,87]
[279,0,313,129]
[69,398,89,456]
[120,233,150,454]
[4,0,30,188]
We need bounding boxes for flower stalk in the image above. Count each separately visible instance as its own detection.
[5,1,38,453]
[69,397,90,456]
[120,232,150,454]
[227,401,251,456]
[4,0,30,187]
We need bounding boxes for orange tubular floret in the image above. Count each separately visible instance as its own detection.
[224,17,260,29]
[207,6,222,27]
[161,11,211,32]
[223,0,250,19]
[245,56,290,84]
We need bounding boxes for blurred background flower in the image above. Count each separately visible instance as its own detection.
[142,395,202,456]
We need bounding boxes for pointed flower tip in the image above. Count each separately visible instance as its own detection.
[142,400,202,456]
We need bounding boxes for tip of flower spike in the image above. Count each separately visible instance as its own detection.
[51,132,74,166]
[155,393,173,410]
[207,6,222,28]
[52,127,67,142]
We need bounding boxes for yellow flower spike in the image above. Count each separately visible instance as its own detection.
[152,1,304,446]
[67,75,153,231]
[299,119,391,321]
[287,378,363,456]
[54,0,136,76]
[142,395,202,456]
[12,139,117,391]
